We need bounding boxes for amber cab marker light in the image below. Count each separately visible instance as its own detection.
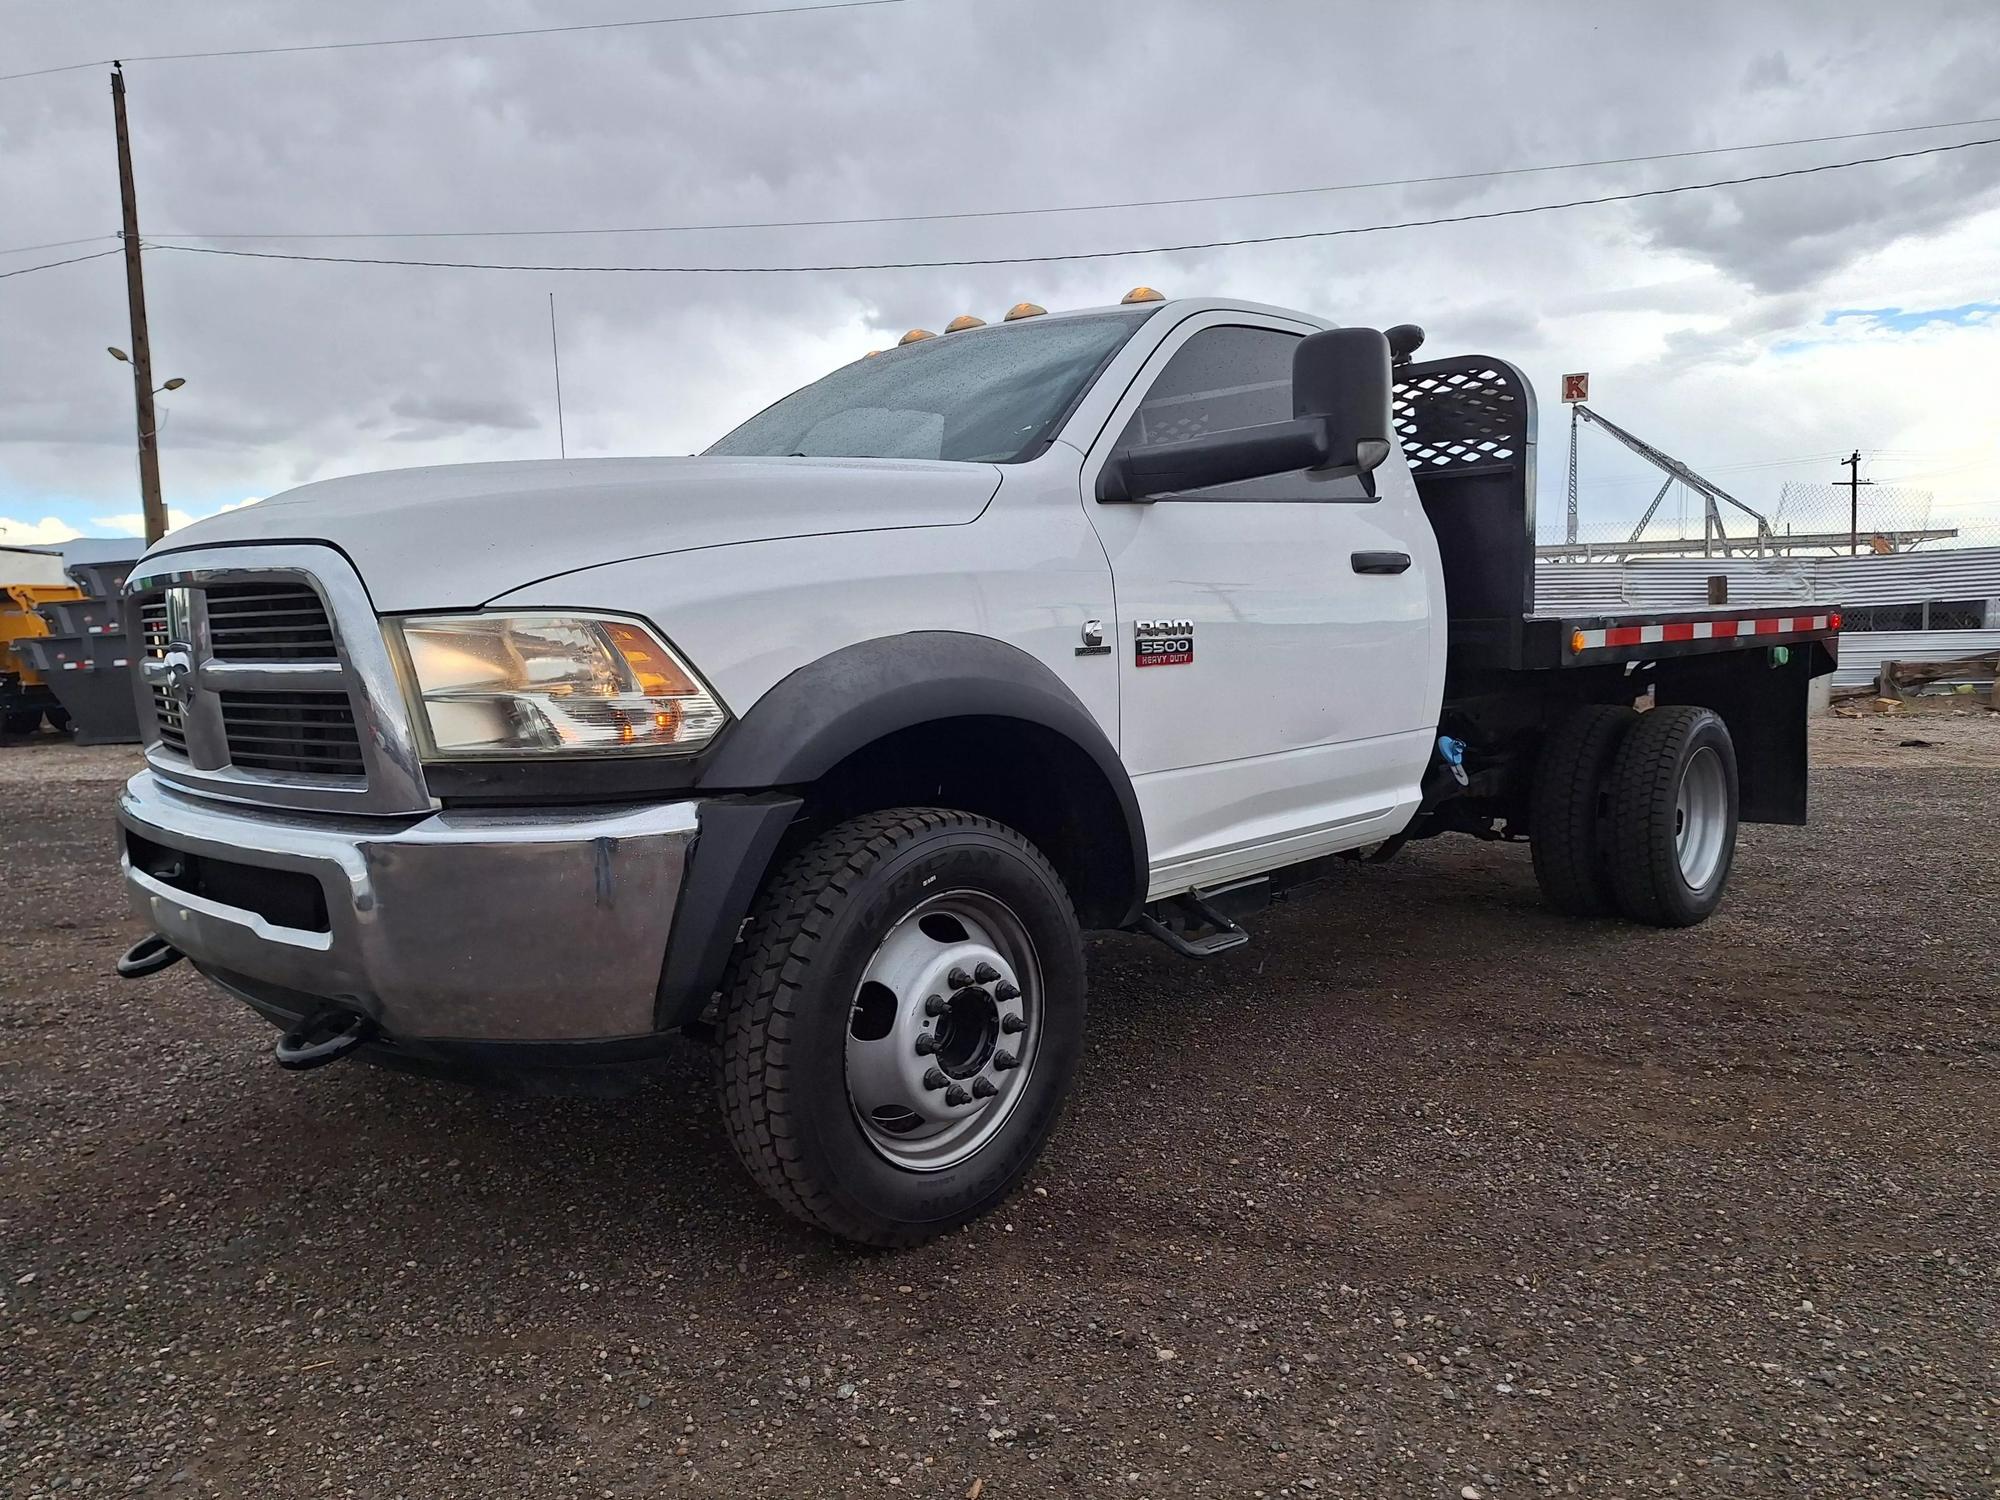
[1003,302,1047,321]
[944,314,986,332]
[898,328,935,345]
[1121,286,1165,304]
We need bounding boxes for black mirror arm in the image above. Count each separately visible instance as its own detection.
[1100,417,1334,503]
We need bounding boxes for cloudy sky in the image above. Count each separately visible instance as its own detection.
[3,0,1997,550]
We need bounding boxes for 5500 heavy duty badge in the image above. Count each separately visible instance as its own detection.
[1135,618,1194,667]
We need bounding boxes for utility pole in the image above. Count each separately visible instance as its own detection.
[1842,450,1873,556]
[111,64,168,545]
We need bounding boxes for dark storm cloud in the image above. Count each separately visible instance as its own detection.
[2,0,1997,536]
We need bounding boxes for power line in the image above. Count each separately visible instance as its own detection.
[151,113,2000,242]
[0,0,907,83]
[0,247,127,280]
[145,136,2000,275]
[0,234,119,257]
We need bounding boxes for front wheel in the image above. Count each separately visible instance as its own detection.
[717,808,1085,1246]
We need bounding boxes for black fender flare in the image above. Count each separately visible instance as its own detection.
[703,631,1146,898]
[658,633,1146,1026]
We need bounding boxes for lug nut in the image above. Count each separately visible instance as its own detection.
[994,980,1021,1001]
[923,993,947,1017]
[973,961,1000,984]
[923,1067,948,1091]
[972,1077,998,1099]
[944,1083,971,1106]
[993,1050,1019,1071]
[947,966,973,988]
[1000,1013,1025,1035]
[914,1033,939,1055]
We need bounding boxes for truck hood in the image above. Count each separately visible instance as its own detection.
[149,456,1002,611]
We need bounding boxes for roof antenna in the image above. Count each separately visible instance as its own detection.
[548,291,567,459]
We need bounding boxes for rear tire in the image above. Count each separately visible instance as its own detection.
[717,807,1085,1247]
[1530,704,1638,917]
[1605,706,1739,927]
[44,705,70,734]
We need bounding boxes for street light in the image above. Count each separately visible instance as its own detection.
[110,349,184,393]
[107,347,181,542]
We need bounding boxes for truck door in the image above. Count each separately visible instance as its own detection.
[1079,313,1445,898]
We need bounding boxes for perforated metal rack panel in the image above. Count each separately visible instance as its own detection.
[1392,359,1530,472]
[1393,355,1539,651]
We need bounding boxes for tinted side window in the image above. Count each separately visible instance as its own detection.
[1117,326,1298,450]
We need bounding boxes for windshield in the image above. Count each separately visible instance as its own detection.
[706,311,1149,464]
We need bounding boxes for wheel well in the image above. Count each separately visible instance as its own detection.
[796,715,1139,929]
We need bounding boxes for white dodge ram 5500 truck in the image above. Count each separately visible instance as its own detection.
[114,294,1839,1245]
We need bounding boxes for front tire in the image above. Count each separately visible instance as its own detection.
[1605,706,1739,927]
[717,807,1085,1246]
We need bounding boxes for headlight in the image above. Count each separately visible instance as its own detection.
[390,612,726,758]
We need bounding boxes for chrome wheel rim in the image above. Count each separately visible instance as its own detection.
[846,889,1041,1172]
[1675,745,1728,888]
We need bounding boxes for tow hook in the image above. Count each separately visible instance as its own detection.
[116,934,185,979]
[274,1009,377,1071]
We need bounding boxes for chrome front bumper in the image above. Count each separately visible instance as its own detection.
[117,770,699,1043]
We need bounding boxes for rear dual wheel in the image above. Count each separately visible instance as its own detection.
[1605,705,1739,927]
[1531,703,1739,927]
[717,807,1085,1247]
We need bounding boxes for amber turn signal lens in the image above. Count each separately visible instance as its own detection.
[601,620,699,698]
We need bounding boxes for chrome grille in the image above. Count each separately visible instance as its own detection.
[218,691,365,776]
[138,596,187,755]
[201,581,338,660]
[127,546,428,816]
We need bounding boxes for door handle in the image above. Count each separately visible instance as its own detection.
[1351,550,1412,574]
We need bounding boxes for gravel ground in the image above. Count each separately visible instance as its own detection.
[1,716,1995,1498]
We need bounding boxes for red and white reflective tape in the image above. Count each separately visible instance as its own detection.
[1571,611,1839,654]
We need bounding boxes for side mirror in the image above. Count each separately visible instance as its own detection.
[1099,325,1395,502]
[1292,327,1393,475]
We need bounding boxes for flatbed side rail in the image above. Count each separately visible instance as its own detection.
[1525,605,1843,670]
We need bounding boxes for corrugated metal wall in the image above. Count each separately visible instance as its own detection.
[1827,629,2000,689]
[1533,546,2000,689]
[1535,545,2000,613]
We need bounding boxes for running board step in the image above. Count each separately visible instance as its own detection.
[1131,887,1253,959]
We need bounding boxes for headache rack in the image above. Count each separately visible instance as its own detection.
[1394,355,1838,677]
[1393,355,1538,671]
